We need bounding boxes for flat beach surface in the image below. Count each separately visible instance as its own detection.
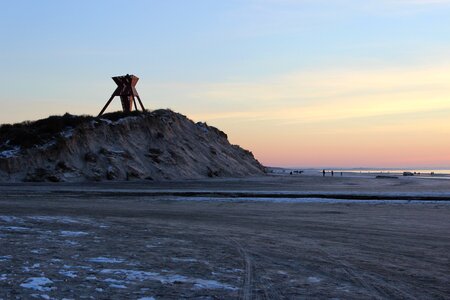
[1,175,449,299]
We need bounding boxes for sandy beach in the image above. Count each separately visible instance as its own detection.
[1,174,449,299]
[3,0,450,298]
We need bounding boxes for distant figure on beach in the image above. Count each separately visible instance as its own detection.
[340,172,343,176]
[322,169,325,177]
[331,170,334,176]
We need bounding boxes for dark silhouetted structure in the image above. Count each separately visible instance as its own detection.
[98,74,146,116]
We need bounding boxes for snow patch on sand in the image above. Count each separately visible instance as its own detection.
[63,264,93,270]
[100,269,237,290]
[31,249,46,254]
[88,257,125,264]
[60,231,88,237]
[59,270,77,278]
[60,128,74,139]
[220,268,243,274]
[20,277,54,291]
[193,279,237,290]
[110,284,127,289]
[30,294,51,299]
[104,278,127,289]
[28,216,80,224]
[0,225,30,231]
[0,215,23,223]
[65,240,79,246]
[0,146,21,158]
[171,257,198,263]
[308,276,322,283]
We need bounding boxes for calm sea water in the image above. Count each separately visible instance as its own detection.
[337,169,450,175]
[270,168,450,177]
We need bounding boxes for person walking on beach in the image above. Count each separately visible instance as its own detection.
[322,169,325,177]
[331,170,334,176]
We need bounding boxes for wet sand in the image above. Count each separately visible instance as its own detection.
[0,175,449,299]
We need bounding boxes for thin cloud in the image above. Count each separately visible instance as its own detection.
[185,64,450,127]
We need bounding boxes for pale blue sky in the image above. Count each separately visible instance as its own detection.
[1,0,450,167]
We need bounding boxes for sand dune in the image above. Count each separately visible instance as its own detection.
[0,110,264,182]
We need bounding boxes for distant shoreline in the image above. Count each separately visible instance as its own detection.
[267,167,450,178]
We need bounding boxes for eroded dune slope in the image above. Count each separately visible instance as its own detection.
[0,110,264,182]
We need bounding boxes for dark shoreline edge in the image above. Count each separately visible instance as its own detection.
[46,190,450,201]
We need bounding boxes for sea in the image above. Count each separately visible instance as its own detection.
[269,167,450,178]
[335,169,450,176]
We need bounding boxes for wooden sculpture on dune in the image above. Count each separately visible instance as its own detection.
[98,74,146,116]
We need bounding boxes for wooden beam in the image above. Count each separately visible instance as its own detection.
[136,95,146,111]
[133,96,138,111]
[98,93,116,117]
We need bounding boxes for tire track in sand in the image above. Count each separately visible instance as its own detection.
[229,238,282,300]
[313,246,417,299]
[230,238,253,300]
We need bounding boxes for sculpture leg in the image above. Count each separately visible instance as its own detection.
[136,95,146,111]
[133,97,138,111]
[120,96,133,112]
[98,94,116,117]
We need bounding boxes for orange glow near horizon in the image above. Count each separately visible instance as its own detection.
[1,65,450,168]
[218,118,450,168]
[185,65,450,168]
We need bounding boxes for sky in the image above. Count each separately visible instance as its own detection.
[1,0,449,168]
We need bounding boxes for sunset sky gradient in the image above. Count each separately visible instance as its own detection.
[1,0,449,168]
